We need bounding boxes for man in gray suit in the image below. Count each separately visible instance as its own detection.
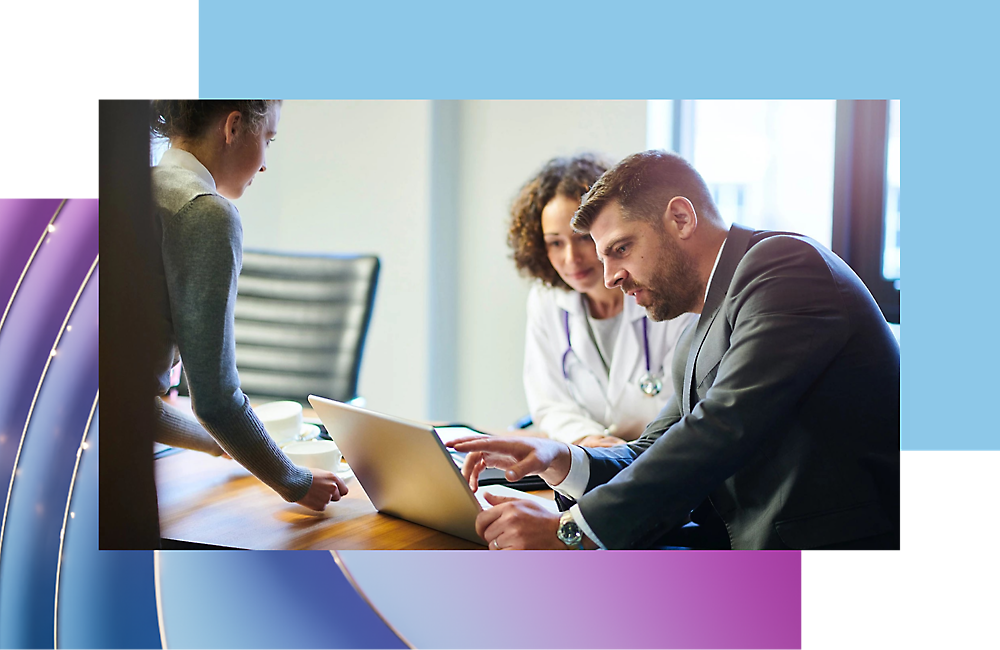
[450,150,900,550]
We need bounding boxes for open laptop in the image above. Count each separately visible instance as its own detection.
[307,395,557,545]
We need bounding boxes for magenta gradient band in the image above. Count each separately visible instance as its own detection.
[0,201,800,648]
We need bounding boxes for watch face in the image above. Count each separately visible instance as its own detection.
[558,516,582,546]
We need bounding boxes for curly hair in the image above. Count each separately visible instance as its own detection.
[507,153,612,290]
[149,100,281,140]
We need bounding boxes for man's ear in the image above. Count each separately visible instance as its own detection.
[223,111,243,146]
[662,196,698,240]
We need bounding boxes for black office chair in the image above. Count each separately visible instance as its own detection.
[235,251,379,403]
[229,250,379,405]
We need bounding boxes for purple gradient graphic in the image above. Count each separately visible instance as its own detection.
[0,199,802,649]
[157,551,406,649]
[0,199,62,311]
[0,270,98,647]
[57,411,164,650]
[338,550,800,648]
[0,199,102,648]
[0,200,99,514]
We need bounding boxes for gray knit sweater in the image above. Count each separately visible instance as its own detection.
[150,148,312,503]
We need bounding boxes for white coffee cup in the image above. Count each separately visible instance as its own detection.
[254,400,303,447]
[282,439,343,472]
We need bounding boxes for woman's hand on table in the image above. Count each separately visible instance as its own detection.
[296,470,350,511]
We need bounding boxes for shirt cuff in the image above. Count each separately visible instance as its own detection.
[547,444,590,500]
[570,504,607,549]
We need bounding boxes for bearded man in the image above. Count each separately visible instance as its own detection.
[450,150,900,551]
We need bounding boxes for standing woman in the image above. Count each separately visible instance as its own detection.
[508,154,696,447]
[148,100,346,510]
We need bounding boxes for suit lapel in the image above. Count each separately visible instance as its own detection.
[681,224,754,415]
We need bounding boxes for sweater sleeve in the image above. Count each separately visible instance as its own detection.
[152,397,226,456]
[161,195,313,503]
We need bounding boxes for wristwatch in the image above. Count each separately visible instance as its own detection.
[557,511,584,549]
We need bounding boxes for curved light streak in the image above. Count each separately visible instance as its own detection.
[155,551,167,650]
[330,551,415,650]
[53,390,99,649]
[0,256,98,568]
[0,200,65,339]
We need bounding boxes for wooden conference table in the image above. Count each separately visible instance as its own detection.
[155,398,553,550]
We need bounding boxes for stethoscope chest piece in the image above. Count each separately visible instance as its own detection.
[562,308,665,398]
[638,372,663,397]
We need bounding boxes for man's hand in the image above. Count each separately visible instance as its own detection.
[295,469,349,511]
[575,434,627,448]
[476,492,565,550]
[447,436,572,491]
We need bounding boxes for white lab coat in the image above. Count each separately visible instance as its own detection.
[523,284,696,444]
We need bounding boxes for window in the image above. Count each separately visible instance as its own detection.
[686,100,836,247]
[832,100,899,322]
[150,136,169,166]
[647,99,900,323]
[883,99,900,284]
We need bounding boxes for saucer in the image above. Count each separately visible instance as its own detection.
[298,423,320,442]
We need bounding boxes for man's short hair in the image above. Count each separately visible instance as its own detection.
[572,150,721,233]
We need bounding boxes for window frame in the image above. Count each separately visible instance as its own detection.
[831,100,900,323]
[664,99,901,323]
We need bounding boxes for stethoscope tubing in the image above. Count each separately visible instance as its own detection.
[559,309,661,396]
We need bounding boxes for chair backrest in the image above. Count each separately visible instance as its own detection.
[231,250,379,404]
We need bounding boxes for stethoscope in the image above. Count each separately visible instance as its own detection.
[560,310,663,397]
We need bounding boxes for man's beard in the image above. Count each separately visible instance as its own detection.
[623,230,702,321]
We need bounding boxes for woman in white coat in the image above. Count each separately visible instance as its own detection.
[508,154,696,447]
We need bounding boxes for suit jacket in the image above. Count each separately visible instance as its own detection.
[576,224,900,550]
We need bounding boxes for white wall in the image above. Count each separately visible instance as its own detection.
[233,100,432,420]
[232,100,647,426]
[452,100,647,428]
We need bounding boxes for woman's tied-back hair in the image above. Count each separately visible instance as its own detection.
[507,153,613,290]
[150,100,281,140]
